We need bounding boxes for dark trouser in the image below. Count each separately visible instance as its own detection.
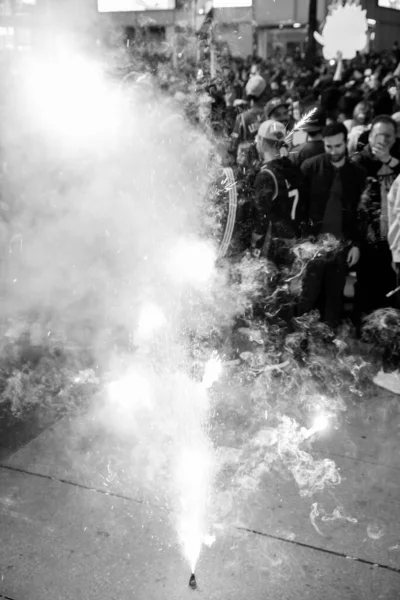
[267,237,296,329]
[297,249,348,327]
[355,240,398,318]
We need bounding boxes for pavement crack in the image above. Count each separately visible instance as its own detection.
[3,464,399,577]
[0,463,154,507]
[237,526,400,575]
[313,448,400,473]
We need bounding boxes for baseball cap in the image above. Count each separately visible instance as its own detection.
[245,74,267,99]
[300,106,326,132]
[257,120,287,142]
[265,97,289,118]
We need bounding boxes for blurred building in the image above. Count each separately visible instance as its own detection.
[1,0,400,57]
[0,0,36,49]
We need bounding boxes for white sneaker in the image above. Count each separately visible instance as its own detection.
[373,370,400,395]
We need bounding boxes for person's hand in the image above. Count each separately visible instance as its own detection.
[372,142,391,163]
[251,232,262,247]
[392,261,400,275]
[347,246,360,268]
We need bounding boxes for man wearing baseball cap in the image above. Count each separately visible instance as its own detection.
[230,74,267,167]
[290,106,326,167]
[265,97,291,127]
[251,120,305,269]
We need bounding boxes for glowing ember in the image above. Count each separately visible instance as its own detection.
[312,414,330,433]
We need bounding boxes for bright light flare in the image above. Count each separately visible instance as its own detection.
[302,413,331,439]
[108,371,152,410]
[136,303,166,340]
[313,414,330,432]
[21,52,117,147]
[202,355,222,389]
[168,239,216,286]
[314,0,368,60]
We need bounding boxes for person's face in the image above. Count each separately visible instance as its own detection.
[250,65,259,77]
[369,122,396,151]
[256,135,263,157]
[368,75,380,90]
[354,107,369,125]
[270,82,279,96]
[324,133,347,163]
[271,106,289,125]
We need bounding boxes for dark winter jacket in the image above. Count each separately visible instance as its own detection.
[300,153,367,245]
[253,157,306,241]
[351,146,400,243]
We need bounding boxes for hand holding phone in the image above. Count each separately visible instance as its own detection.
[372,133,390,162]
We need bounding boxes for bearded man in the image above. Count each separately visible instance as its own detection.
[297,122,367,327]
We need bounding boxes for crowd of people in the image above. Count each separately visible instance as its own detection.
[189,46,400,395]
[134,43,400,393]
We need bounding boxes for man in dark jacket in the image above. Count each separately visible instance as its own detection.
[298,122,367,326]
[351,115,400,317]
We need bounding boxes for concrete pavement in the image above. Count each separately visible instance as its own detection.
[1,382,400,600]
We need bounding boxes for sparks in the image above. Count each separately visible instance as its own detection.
[286,107,318,142]
[177,442,213,573]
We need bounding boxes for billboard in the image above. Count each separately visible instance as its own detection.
[378,0,400,8]
[98,0,175,11]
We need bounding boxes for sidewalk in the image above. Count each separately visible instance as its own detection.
[1,386,400,600]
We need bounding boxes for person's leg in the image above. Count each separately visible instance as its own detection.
[322,250,347,327]
[356,242,397,313]
[374,241,397,307]
[371,247,400,394]
[297,257,325,317]
[355,244,379,316]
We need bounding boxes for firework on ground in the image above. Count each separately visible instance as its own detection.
[0,42,382,575]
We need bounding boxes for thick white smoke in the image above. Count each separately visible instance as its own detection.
[0,37,358,577]
[0,48,221,346]
[0,43,228,571]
